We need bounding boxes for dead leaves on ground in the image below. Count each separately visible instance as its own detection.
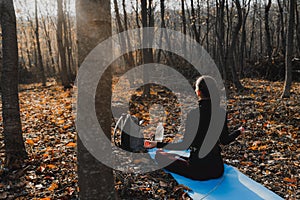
[0,78,299,199]
[223,79,299,199]
[0,81,77,199]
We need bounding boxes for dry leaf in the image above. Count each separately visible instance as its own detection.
[48,183,58,191]
[47,164,57,169]
[283,177,297,183]
[26,139,35,145]
[66,142,76,147]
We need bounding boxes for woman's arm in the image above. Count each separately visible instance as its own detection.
[219,116,243,145]
[144,109,199,150]
[160,108,200,150]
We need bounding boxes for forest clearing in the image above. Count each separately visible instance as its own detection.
[0,78,299,199]
[1,0,300,199]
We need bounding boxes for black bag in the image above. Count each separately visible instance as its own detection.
[113,113,144,152]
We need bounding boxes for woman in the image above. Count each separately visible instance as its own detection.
[145,76,245,180]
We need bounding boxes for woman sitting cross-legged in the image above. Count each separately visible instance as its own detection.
[144,75,245,181]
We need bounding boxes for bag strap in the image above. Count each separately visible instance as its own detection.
[113,114,127,146]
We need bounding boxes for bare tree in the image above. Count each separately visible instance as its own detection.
[282,0,296,98]
[190,0,200,43]
[226,0,244,91]
[0,0,27,169]
[141,0,153,96]
[277,0,286,55]
[34,0,46,86]
[57,0,72,89]
[264,0,272,60]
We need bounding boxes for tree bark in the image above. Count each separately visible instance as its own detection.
[227,0,244,91]
[239,0,251,77]
[35,0,46,86]
[190,0,200,43]
[141,0,152,97]
[249,1,257,59]
[215,0,227,81]
[0,0,27,169]
[295,0,300,55]
[264,0,272,61]
[41,17,55,76]
[57,0,72,89]
[277,0,286,55]
[281,0,295,98]
[76,0,116,199]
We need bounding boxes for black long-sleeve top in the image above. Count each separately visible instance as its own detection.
[157,99,241,165]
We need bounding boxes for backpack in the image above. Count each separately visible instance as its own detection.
[113,113,145,152]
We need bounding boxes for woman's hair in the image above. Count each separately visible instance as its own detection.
[195,75,220,102]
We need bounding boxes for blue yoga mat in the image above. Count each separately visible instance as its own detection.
[148,149,283,200]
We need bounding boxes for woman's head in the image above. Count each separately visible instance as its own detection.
[195,76,220,102]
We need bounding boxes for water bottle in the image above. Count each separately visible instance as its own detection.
[155,122,164,142]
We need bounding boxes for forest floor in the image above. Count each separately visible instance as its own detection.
[0,78,299,199]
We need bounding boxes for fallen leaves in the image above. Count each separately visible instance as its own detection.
[26,139,35,146]
[0,78,299,199]
[47,183,58,191]
[223,78,299,199]
[66,142,76,148]
[0,81,77,199]
[283,177,297,183]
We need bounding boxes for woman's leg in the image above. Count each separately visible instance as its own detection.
[155,150,224,180]
[155,150,201,179]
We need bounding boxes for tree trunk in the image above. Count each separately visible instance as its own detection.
[122,0,135,72]
[239,0,250,77]
[281,0,295,98]
[62,1,73,83]
[57,0,71,89]
[206,0,210,51]
[76,0,116,199]
[41,17,55,76]
[215,0,227,81]
[249,1,257,59]
[0,0,27,169]
[265,0,272,61]
[35,0,46,86]
[227,0,244,91]
[190,0,200,43]
[141,0,152,97]
[277,0,286,56]
[157,0,165,62]
[180,0,187,57]
[295,0,300,55]
[259,3,263,56]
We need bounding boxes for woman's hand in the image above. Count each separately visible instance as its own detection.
[144,140,157,149]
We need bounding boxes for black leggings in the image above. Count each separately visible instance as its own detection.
[155,150,224,181]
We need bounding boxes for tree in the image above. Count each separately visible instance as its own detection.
[76,0,116,199]
[190,0,200,43]
[264,0,272,61]
[141,0,154,97]
[0,0,27,169]
[57,0,72,89]
[34,0,46,86]
[282,0,296,98]
[226,0,244,91]
[277,0,286,55]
